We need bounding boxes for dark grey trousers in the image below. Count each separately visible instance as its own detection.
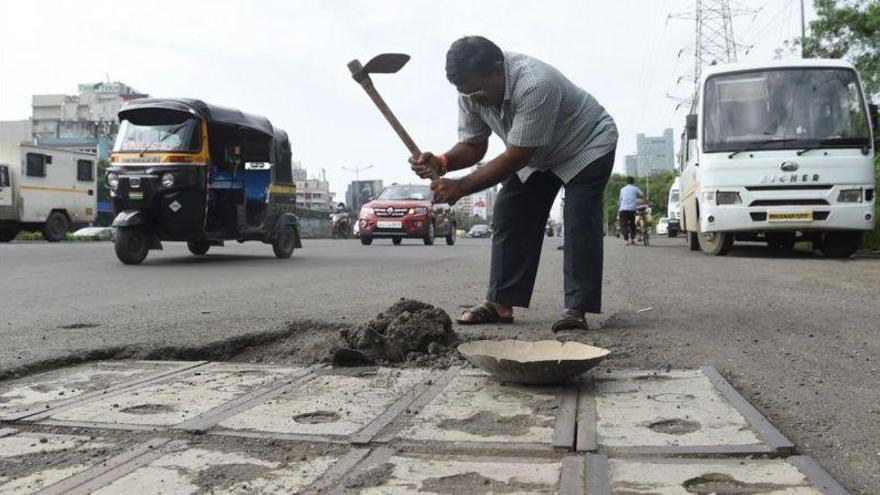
[487,149,615,314]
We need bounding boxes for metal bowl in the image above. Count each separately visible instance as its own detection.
[457,340,610,385]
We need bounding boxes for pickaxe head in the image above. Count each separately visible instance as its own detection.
[348,53,410,86]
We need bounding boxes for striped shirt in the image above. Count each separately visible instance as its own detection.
[458,52,618,183]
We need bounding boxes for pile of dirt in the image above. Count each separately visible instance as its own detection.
[333,299,459,367]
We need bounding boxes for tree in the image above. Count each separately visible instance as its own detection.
[802,0,880,98]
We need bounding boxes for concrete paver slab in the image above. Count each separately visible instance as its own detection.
[88,441,349,495]
[0,431,130,495]
[336,448,569,494]
[0,361,203,421]
[390,369,572,451]
[580,369,789,454]
[36,363,303,429]
[593,455,840,495]
[216,368,431,442]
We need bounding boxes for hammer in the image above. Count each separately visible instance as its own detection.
[347,54,439,181]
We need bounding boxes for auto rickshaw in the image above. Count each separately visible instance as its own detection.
[107,98,301,264]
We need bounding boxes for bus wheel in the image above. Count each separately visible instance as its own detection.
[687,231,700,251]
[187,241,210,256]
[698,230,732,256]
[43,211,69,242]
[115,227,150,265]
[273,226,295,259]
[0,227,20,242]
[818,231,861,259]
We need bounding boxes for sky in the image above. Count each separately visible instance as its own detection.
[0,0,814,211]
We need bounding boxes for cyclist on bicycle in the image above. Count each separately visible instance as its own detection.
[618,176,644,246]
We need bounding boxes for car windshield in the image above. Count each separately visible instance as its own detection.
[113,118,201,153]
[377,184,430,201]
[703,68,871,153]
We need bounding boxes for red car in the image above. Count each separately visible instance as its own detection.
[358,184,456,246]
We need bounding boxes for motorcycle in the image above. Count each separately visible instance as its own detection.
[331,213,351,239]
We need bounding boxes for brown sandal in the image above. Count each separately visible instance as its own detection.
[456,304,514,325]
[551,310,589,332]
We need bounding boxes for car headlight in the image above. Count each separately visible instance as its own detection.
[408,207,428,215]
[716,191,741,205]
[360,206,374,215]
[161,172,175,188]
[837,189,862,203]
[107,173,119,189]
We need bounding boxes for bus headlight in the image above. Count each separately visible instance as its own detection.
[837,189,862,203]
[107,173,119,189]
[161,173,175,188]
[716,191,742,205]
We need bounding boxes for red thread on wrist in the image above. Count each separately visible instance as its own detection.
[438,154,449,175]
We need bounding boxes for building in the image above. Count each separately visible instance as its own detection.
[0,120,33,143]
[454,195,474,217]
[295,178,334,212]
[291,161,307,181]
[346,180,384,211]
[635,129,675,175]
[624,154,639,178]
[30,81,148,159]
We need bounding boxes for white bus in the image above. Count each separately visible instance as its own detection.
[679,59,877,257]
[0,142,97,242]
[666,176,681,237]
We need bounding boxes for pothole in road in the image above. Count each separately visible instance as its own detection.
[57,323,101,330]
[438,411,550,437]
[292,411,340,424]
[648,418,701,435]
[422,472,549,494]
[683,473,794,494]
[118,403,176,415]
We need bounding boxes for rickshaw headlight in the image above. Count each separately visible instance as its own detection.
[161,173,175,188]
[107,173,119,189]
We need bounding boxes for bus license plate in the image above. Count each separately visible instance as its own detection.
[768,212,812,222]
[377,221,401,229]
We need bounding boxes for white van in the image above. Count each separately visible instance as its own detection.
[0,142,98,242]
[679,59,877,257]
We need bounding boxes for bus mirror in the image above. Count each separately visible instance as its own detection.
[686,114,698,140]
[870,103,878,130]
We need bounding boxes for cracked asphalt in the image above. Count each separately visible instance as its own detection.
[1,236,879,493]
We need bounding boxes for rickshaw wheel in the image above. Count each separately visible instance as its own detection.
[115,227,149,265]
[273,226,295,259]
[187,241,210,256]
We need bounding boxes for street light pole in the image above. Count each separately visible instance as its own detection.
[341,165,374,213]
[800,0,807,58]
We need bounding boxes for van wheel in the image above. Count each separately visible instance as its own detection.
[698,230,732,256]
[392,237,402,245]
[115,227,149,265]
[360,235,373,246]
[818,232,861,258]
[187,241,210,255]
[687,231,700,251]
[423,222,435,246]
[272,226,295,258]
[43,212,69,242]
[0,227,20,242]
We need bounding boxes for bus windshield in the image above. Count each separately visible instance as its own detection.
[703,68,871,153]
[113,118,201,153]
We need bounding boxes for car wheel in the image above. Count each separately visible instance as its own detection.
[187,241,210,255]
[115,227,150,265]
[445,223,456,246]
[423,222,435,246]
[272,226,295,258]
[392,237,402,246]
[360,235,373,246]
[43,211,69,242]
